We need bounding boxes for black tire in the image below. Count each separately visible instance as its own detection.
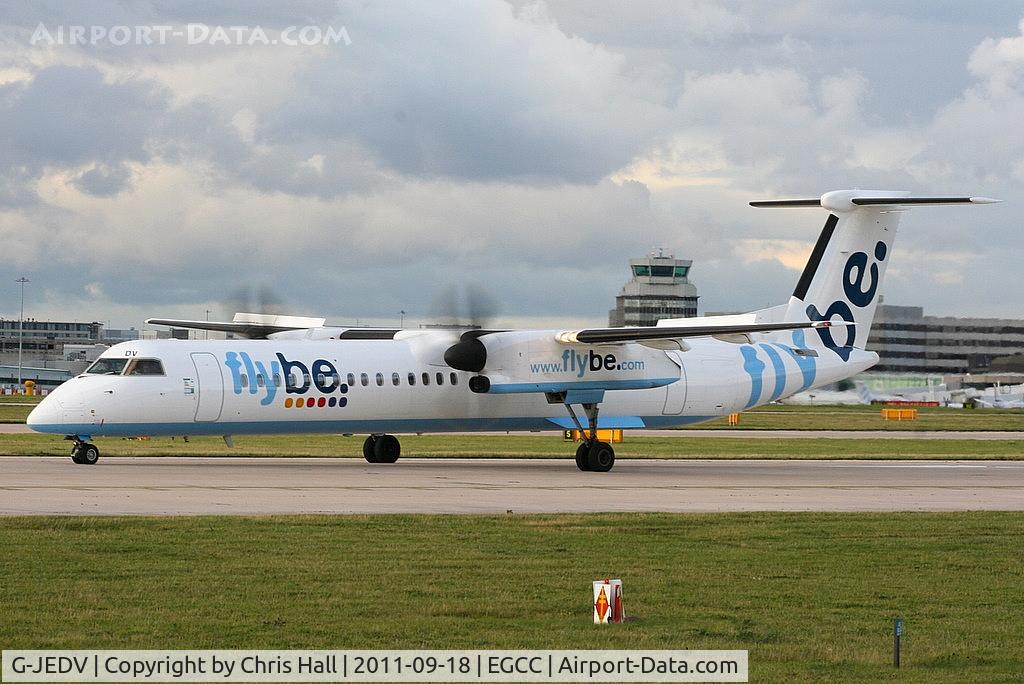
[70,447,85,464]
[373,434,401,463]
[575,442,590,471]
[79,443,100,465]
[586,442,615,472]
[362,435,379,463]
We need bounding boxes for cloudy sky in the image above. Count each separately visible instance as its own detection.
[0,1,1022,329]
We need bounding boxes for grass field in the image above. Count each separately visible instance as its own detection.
[1,513,1021,682]
[0,394,39,423]
[692,403,1024,432]
[4,432,1024,459]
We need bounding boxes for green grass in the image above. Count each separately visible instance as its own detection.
[4,433,1024,459]
[691,403,1024,431]
[0,394,39,423]
[0,513,1021,682]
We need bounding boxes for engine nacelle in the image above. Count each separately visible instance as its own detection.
[453,330,681,394]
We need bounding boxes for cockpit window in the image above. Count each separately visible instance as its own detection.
[125,358,165,376]
[85,358,129,375]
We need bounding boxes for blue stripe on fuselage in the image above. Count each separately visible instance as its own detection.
[759,343,787,402]
[29,414,720,437]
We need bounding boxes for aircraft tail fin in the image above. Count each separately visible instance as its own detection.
[752,190,998,361]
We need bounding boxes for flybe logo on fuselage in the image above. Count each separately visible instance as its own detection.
[224,352,348,408]
[529,350,645,378]
[806,240,887,361]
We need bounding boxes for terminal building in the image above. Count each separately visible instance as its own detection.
[0,319,104,388]
[0,320,185,389]
[0,319,101,355]
[608,250,699,327]
[867,304,1024,374]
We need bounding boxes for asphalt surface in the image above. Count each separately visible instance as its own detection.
[2,457,1022,515]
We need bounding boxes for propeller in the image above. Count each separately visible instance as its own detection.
[223,284,286,319]
[428,284,497,329]
[430,285,499,373]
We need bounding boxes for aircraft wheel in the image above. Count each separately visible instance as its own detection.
[70,444,85,464]
[362,435,379,463]
[575,442,591,471]
[586,442,615,473]
[373,434,401,464]
[78,443,100,465]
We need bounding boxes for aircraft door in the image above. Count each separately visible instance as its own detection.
[662,351,687,415]
[191,352,224,422]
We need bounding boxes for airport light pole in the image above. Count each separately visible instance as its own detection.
[400,310,406,328]
[16,277,29,390]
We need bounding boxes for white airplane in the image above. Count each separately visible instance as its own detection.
[27,189,998,470]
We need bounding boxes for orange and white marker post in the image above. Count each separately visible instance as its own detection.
[593,578,624,624]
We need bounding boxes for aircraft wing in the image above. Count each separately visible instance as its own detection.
[146,312,328,339]
[145,318,315,339]
[555,320,841,344]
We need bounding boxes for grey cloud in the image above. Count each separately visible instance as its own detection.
[1,2,1023,327]
[1,65,162,166]
[1,0,342,31]
[258,2,668,184]
[0,64,167,203]
[72,163,132,196]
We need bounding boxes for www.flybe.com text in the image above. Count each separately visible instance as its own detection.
[530,350,645,377]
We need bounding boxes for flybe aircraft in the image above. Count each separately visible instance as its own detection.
[27,189,997,471]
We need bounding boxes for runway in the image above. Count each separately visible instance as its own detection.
[2,423,1023,439]
[2,457,1023,515]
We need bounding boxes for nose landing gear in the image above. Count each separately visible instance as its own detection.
[69,439,100,465]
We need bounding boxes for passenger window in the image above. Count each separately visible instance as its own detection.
[392,372,400,386]
[422,372,430,386]
[408,372,416,386]
[257,374,265,387]
[436,372,444,386]
[450,372,458,386]
[274,373,282,387]
[376,372,384,386]
[347,373,355,387]
[124,358,165,376]
[360,373,369,387]
[316,373,326,386]
[240,374,249,389]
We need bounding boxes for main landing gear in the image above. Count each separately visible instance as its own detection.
[68,438,100,465]
[363,434,401,464]
[564,401,615,473]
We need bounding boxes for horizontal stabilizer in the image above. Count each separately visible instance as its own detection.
[850,196,1001,206]
[749,198,823,207]
[751,190,1000,210]
[556,320,844,345]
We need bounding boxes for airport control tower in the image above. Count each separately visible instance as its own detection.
[608,249,699,327]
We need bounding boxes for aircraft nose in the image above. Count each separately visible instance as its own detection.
[26,395,63,433]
